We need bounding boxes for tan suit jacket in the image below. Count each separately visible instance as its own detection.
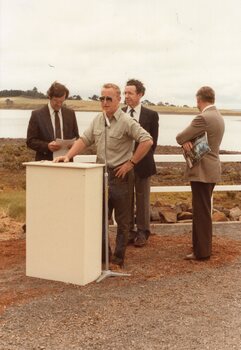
[176,106,225,183]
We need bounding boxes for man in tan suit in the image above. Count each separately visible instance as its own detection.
[176,86,225,260]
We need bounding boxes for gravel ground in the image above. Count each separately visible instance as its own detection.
[1,228,241,350]
[0,261,241,350]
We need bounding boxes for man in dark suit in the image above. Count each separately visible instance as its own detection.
[176,86,225,260]
[27,81,79,160]
[123,79,159,247]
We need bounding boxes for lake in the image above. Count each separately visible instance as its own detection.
[0,109,241,151]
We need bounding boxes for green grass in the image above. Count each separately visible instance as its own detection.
[0,190,26,221]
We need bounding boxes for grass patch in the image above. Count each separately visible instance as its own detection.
[0,190,26,221]
[150,192,192,206]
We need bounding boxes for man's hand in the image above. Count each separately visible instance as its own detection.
[53,155,70,163]
[114,160,133,179]
[48,141,61,152]
[182,141,193,152]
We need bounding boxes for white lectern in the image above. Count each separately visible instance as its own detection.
[25,161,104,286]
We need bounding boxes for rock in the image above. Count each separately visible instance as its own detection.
[175,202,189,213]
[175,203,183,215]
[153,200,162,207]
[212,211,229,222]
[158,206,177,223]
[229,206,241,221]
[213,207,230,217]
[150,207,160,221]
[177,211,193,220]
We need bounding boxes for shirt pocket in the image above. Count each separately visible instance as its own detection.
[108,130,124,151]
[93,128,103,146]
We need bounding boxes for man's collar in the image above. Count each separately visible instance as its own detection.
[126,103,141,114]
[113,107,123,120]
[202,104,215,112]
[105,107,123,121]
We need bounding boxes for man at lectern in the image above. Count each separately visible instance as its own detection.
[54,83,153,267]
[26,81,79,161]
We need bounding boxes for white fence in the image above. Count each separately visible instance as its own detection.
[74,154,241,194]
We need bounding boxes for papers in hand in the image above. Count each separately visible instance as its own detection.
[183,133,211,168]
[53,138,76,159]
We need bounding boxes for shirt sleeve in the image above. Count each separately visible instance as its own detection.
[80,119,95,147]
[128,117,153,143]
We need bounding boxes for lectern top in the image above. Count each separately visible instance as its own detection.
[23,161,104,169]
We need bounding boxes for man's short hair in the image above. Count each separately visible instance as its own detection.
[102,83,121,96]
[196,86,215,104]
[47,81,69,99]
[126,79,145,96]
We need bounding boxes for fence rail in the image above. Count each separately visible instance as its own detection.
[74,154,241,193]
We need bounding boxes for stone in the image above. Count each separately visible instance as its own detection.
[177,211,193,220]
[213,207,230,217]
[176,202,189,212]
[229,206,241,221]
[212,211,229,222]
[150,207,161,221]
[158,206,177,223]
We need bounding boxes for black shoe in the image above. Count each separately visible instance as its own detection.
[134,231,147,247]
[128,230,137,245]
[145,230,151,240]
[185,253,210,261]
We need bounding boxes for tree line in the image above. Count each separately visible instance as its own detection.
[0,87,82,100]
[0,87,47,99]
[0,88,190,107]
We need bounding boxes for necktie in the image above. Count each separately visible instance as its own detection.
[54,111,61,139]
[129,108,135,118]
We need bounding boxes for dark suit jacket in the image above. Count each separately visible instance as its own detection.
[123,105,159,178]
[26,104,79,160]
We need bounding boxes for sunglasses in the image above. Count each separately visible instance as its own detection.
[99,96,113,102]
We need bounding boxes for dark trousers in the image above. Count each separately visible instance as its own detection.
[191,181,215,259]
[102,168,134,262]
[129,173,151,236]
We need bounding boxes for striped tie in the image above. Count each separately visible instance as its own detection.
[129,109,135,117]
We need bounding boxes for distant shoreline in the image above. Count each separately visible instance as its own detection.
[0,138,240,155]
[1,97,240,116]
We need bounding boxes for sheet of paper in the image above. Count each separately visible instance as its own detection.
[53,138,76,159]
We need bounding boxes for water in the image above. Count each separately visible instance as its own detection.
[0,109,241,151]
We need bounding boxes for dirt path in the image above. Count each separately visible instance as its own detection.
[0,231,241,349]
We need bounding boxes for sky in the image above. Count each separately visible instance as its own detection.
[1,0,241,108]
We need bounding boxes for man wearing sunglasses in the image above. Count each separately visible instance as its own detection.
[54,83,153,267]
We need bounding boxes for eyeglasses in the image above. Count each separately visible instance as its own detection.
[99,96,113,102]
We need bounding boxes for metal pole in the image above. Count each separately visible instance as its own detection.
[96,113,130,282]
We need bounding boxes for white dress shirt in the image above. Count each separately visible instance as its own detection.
[126,103,142,122]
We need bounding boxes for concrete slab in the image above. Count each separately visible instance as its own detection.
[151,221,241,240]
